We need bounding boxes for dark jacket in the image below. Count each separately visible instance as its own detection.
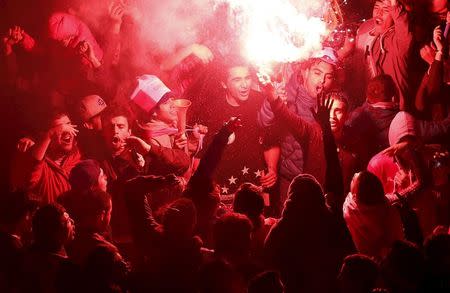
[264,174,355,293]
[259,77,319,183]
[344,101,398,166]
[124,176,203,292]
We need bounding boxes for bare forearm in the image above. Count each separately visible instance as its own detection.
[31,134,51,161]
[264,146,280,171]
[160,45,193,71]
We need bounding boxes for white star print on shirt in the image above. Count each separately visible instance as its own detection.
[228,176,237,185]
[241,166,249,175]
[221,186,229,194]
[254,169,262,178]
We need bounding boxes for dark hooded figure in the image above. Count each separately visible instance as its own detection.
[264,174,354,293]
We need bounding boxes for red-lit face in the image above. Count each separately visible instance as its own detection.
[102,116,131,153]
[155,98,178,125]
[97,168,108,192]
[51,115,75,154]
[329,98,348,134]
[224,66,253,102]
[430,0,448,13]
[372,0,394,35]
[303,61,335,98]
[90,115,103,131]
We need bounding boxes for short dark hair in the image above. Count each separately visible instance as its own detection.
[162,198,197,236]
[101,104,134,129]
[32,203,68,250]
[0,191,38,226]
[367,74,397,103]
[424,233,450,271]
[39,109,70,132]
[219,54,252,82]
[381,240,425,291]
[338,254,379,292]
[354,171,386,205]
[213,213,253,255]
[61,189,111,227]
[327,90,349,111]
[233,183,265,221]
[69,159,101,191]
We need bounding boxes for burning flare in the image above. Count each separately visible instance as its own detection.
[216,0,332,69]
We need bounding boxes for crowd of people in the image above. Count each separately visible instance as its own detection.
[0,0,449,292]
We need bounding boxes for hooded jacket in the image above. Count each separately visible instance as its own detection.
[347,4,412,108]
[264,174,355,293]
[259,73,318,182]
[343,192,404,259]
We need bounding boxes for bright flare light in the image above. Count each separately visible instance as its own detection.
[215,0,330,70]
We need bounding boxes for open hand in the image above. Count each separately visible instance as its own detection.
[48,123,78,139]
[312,92,333,127]
[420,44,436,65]
[17,137,35,152]
[5,26,24,46]
[433,25,444,52]
[257,72,279,103]
[109,1,125,24]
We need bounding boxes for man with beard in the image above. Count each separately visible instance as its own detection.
[14,112,81,204]
[259,48,338,204]
[99,105,190,260]
[188,56,279,213]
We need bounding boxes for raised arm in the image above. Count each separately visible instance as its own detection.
[124,175,180,257]
[160,44,213,72]
[312,95,344,209]
[390,0,413,50]
[126,135,191,175]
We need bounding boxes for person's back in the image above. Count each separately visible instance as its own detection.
[0,191,37,292]
[20,204,80,293]
[264,174,354,293]
[61,188,121,267]
[423,233,450,293]
[338,254,379,293]
[21,245,79,293]
[343,171,404,259]
[83,245,130,293]
[152,198,205,292]
[344,74,399,165]
[233,183,276,261]
[380,240,426,293]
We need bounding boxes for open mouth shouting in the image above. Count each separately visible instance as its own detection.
[239,89,250,97]
[111,136,124,148]
[60,132,73,145]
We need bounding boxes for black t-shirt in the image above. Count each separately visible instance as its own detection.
[189,90,267,194]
